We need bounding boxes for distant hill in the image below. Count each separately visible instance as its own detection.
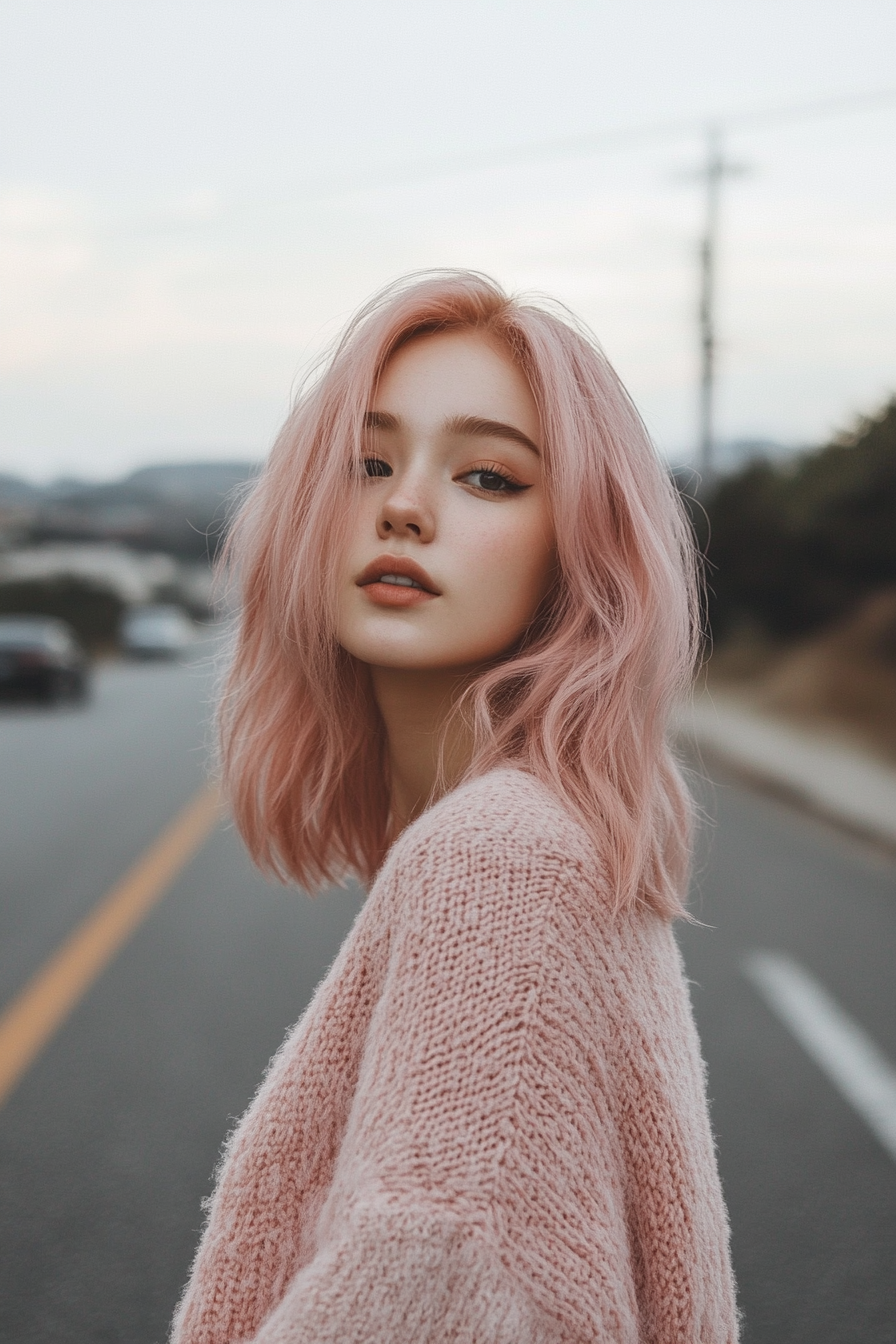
[124,461,260,501]
[0,473,44,506]
[670,438,798,480]
[0,460,259,508]
[0,460,262,559]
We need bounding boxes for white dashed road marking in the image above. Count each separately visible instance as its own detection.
[744,950,896,1164]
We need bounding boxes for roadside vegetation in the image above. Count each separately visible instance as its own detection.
[689,398,896,759]
[0,461,251,659]
[0,576,126,656]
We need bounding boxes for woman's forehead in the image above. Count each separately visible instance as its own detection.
[372,330,541,443]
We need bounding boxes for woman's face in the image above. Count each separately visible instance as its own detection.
[335,329,556,672]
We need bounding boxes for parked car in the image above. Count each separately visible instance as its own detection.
[121,604,196,659]
[0,617,90,704]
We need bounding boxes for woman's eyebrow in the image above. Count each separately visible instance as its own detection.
[363,410,399,430]
[444,415,541,456]
[362,410,541,457]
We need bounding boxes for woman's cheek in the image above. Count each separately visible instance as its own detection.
[462,516,551,630]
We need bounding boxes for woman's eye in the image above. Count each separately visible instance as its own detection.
[363,457,392,478]
[462,468,526,495]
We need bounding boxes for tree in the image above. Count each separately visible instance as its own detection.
[0,576,125,653]
[698,398,896,640]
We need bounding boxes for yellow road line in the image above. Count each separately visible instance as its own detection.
[0,784,221,1108]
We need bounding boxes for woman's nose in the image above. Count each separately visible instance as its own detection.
[376,476,435,542]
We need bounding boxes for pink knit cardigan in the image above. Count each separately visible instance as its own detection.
[171,768,738,1343]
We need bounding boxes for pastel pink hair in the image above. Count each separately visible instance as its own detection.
[218,271,699,918]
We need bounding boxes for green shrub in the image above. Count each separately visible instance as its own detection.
[697,398,896,640]
[0,576,125,653]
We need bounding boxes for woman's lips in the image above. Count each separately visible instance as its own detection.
[357,556,440,607]
[361,581,438,608]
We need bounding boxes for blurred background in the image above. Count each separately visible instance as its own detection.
[0,3,894,1342]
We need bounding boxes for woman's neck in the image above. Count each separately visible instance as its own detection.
[369,665,475,831]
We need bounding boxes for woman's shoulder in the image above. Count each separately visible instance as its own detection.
[428,766,591,849]
[380,767,601,909]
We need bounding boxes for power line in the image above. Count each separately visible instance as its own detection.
[316,85,896,198]
[393,87,894,486]
[7,84,893,474]
[14,85,893,239]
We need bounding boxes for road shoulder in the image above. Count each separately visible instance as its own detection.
[677,690,896,853]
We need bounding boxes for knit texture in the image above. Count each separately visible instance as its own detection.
[171,768,738,1343]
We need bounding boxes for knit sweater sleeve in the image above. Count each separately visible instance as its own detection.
[173,770,738,1343]
[237,781,645,1343]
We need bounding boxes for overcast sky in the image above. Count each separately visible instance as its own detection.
[1,0,895,480]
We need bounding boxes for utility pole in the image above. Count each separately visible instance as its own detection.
[694,124,746,485]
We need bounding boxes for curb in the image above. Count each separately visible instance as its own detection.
[676,692,896,854]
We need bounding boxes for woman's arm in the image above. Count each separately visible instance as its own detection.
[238,818,641,1343]
[170,896,389,1344]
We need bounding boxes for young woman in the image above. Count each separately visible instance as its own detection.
[171,271,738,1343]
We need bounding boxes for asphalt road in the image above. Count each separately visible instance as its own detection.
[0,645,894,1343]
[678,768,896,1343]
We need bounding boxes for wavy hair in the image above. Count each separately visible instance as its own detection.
[218,270,700,917]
